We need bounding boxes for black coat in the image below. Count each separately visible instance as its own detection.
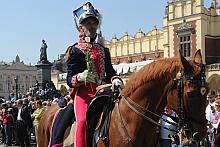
[21,105,33,130]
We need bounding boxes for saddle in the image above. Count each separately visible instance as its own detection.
[86,84,116,146]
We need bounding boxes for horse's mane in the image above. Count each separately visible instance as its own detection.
[123,57,183,97]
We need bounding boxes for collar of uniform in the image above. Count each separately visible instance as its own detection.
[75,42,93,54]
[79,31,97,43]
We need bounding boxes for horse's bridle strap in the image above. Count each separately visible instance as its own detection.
[119,89,177,127]
[121,96,177,133]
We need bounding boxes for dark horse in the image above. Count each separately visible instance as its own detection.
[96,50,208,147]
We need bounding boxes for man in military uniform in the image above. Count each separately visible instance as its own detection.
[66,2,123,147]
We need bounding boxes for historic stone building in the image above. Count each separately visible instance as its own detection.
[105,28,163,64]
[105,0,220,92]
[51,54,69,92]
[0,55,37,99]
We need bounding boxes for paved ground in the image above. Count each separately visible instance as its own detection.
[0,133,36,147]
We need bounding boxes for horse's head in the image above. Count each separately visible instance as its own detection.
[167,50,208,143]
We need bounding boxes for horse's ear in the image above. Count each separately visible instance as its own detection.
[193,49,203,65]
[179,50,193,74]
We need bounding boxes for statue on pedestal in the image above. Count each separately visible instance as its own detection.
[40,40,48,63]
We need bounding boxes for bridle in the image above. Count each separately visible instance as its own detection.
[114,64,208,145]
[173,64,208,145]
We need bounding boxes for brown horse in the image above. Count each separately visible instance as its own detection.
[38,50,207,147]
[37,104,60,147]
[37,103,75,147]
[97,50,208,147]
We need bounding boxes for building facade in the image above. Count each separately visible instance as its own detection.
[0,55,37,99]
[105,28,164,64]
[164,0,220,91]
[51,0,220,92]
[105,0,220,92]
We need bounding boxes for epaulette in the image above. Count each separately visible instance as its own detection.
[65,46,73,62]
[65,43,78,62]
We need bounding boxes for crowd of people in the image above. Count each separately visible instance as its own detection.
[0,93,68,147]
[157,91,220,147]
[205,91,220,147]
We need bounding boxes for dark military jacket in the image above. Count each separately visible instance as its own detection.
[66,43,117,89]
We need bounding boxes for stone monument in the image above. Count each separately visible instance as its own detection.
[36,39,53,91]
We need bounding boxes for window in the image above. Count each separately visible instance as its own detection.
[179,35,191,57]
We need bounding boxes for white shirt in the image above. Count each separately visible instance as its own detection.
[206,102,215,122]
[17,108,22,120]
[160,112,177,139]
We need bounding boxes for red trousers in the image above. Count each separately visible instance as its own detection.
[74,83,97,147]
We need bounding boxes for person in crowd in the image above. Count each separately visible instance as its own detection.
[6,101,12,109]
[206,92,216,146]
[32,100,45,145]
[15,99,32,147]
[159,106,178,147]
[5,100,17,143]
[11,100,18,145]
[3,108,14,146]
[47,99,52,106]
[206,92,216,123]
[42,101,47,108]
[52,98,59,104]
[213,99,220,146]
[1,103,7,144]
[57,97,67,108]
[0,109,3,144]
[65,2,123,147]
[216,93,220,100]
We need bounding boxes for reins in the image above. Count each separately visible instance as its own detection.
[116,88,178,133]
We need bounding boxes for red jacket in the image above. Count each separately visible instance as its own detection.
[3,113,14,125]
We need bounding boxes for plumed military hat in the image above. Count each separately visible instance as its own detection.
[73,2,101,25]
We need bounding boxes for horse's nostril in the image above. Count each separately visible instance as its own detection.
[193,132,201,141]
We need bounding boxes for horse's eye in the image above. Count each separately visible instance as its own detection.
[200,87,207,96]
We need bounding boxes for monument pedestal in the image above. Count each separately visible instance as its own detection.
[36,61,52,90]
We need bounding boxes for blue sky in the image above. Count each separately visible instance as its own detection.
[0,0,214,65]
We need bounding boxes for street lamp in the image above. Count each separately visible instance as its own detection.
[7,79,10,100]
[14,77,18,100]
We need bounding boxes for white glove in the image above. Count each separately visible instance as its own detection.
[77,70,96,83]
[77,70,88,82]
[112,78,124,89]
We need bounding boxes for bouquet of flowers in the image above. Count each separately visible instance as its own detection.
[84,37,100,85]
